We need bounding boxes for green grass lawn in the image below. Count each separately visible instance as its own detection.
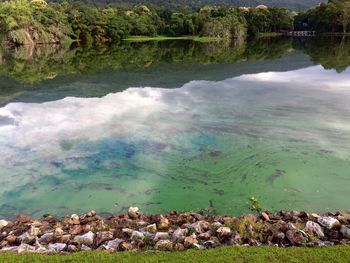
[1,246,350,263]
[123,36,224,42]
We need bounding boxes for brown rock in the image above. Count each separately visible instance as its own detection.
[69,225,82,235]
[174,243,185,251]
[158,215,170,230]
[6,234,17,244]
[120,242,134,251]
[286,230,304,246]
[261,212,270,221]
[16,214,31,223]
[184,236,198,248]
[95,231,114,247]
[155,240,174,251]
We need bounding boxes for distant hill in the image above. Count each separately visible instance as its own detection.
[80,0,326,10]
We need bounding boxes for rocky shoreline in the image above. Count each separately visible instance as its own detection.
[0,208,350,254]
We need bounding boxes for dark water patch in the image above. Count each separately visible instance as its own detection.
[267,169,286,185]
[209,151,222,157]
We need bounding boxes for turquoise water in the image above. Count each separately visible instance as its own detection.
[1,39,350,218]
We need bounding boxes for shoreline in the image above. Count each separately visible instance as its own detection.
[0,208,349,254]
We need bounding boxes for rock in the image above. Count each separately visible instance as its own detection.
[189,221,210,234]
[1,246,19,252]
[18,226,40,244]
[193,243,205,250]
[6,234,17,244]
[174,243,185,251]
[81,244,92,251]
[286,230,304,246]
[317,217,340,230]
[0,220,8,230]
[216,227,232,239]
[122,228,134,236]
[69,214,80,225]
[203,240,216,248]
[55,227,64,236]
[57,234,71,244]
[128,207,139,219]
[18,243,36,253]
[198,231,212,241]
[287,223,297,231]
[212,222,222,228]
[74,231,95,246]
[120,242,134,251]
[67,245,78,252]
[261,212,270,221]
[104,238,124,250]
[155,240,173,251]
[86,210,96,217]
[69,225,82,235]
[16,214,31,223]
[141,223,157,233]
[172,228,188,242]
[95,231,114,247]
[304,221,324,238]
[38,232,55,245]
[154,232,170,241]
[340,225,350,239]
[184,236,198,248]
[130,231,144,241]
[158,215,169,230]
[48,243,67,252]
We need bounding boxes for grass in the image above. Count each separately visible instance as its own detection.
[0,246,350,263]
[123,35,225,43]
[258,32,284,38]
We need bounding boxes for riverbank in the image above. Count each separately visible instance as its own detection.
[122,36,225,42]
[0,208,349,255]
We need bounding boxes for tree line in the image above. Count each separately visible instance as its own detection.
[294,0,350,33]
[0,0,293,46]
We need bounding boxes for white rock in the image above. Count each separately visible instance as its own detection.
[48,243,67,252]
[216,227,232,238]
[153,232,170,241]
[130,231,144,241]
[18,243,36,254]
[172,228,188,242]
[81,244,92,251]
[128,207,139,218]
[317,217,340,229]
[212,222,222,228]
[104,238,124,250]
[304,221,324,237]
[0,220,9,230]
[74,231,95,246]
[340,225,350,239]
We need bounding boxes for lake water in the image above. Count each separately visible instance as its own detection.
[0,37,350,218]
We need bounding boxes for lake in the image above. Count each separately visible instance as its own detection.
[0,37,350,219]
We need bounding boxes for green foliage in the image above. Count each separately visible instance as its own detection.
[297,0,350,33]
[249,196,262,213]
[0,0,297,46]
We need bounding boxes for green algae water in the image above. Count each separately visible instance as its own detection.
[1,37,350,218]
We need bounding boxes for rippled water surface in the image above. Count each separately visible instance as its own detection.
[1,38,350,218]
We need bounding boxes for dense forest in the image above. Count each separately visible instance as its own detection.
[0,0,350,48]
[0,0,294,46]
[48,0,326,11]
